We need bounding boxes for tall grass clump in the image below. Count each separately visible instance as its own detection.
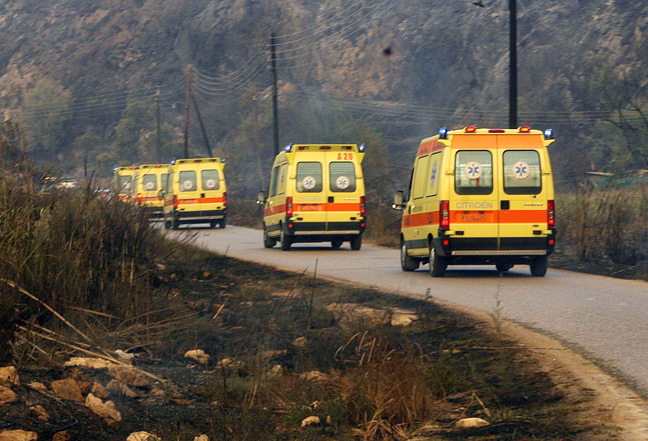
[0,150,170,363]
[557,181,648,272]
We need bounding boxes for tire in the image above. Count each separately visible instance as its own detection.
[496,263,513,272]
[350,235,362,251]
[429,245,447,277]
[171,217,179,230]
[219,218,226,229]
[400,240,419,271]
[530,256,548,277]
[331,240,343,249]
[280,227,292,251]
[263,227,277,249]
[164,218,171,230]
[210,221,217,228]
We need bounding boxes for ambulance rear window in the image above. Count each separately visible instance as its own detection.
[202,169,220,191]
[503,150,542,194]
[142,174,157,192]
[118,176,132,195]
[179,171,197,192]
[296,162,322,192]
[455,151,493,195]
[330,162,356,192]
[161,173,169,191]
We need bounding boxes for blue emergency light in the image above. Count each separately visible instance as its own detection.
[284,144,293,153]
[439,127,449,139]
[358,144,366,152]
[544,129,554,140]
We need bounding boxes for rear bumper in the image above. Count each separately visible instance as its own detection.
[277,220,365,242]
[173,209,227,224]
[433,229,556,264]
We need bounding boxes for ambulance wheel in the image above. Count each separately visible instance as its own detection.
[400,240,419,271]
[331,240,343,249]
[496,263,513,272]
[263,228,277,249]
[164,219,171,230]
[280,228,292,251]
[218,218,226,229]
[530,256,548,277]
[429,246,447,277]
[171,217,179,230]
[350,235,362,251]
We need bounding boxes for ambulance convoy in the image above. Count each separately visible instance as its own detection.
[114,125,556,277]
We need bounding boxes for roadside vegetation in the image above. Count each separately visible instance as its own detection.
[0,138,624,440]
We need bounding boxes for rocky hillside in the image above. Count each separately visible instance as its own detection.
[0,0,646,183]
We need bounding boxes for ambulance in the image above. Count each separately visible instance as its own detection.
[113,166,137,202]
[393,127,556,277]
[133,164,168,219]
[161,157,227,229]
[257,144,366,251]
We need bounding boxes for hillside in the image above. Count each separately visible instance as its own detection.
[0,0,647,189]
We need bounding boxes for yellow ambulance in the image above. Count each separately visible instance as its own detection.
[133,164,168,219]
[161,157,227,229]
[257,144,366,251]
[393,127,556,277]
[113,166,137,202]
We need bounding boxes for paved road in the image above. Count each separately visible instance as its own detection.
[169,225,648,398]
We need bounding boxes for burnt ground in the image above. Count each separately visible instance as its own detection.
[1,246,643,441]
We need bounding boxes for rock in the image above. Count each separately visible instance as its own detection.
[454,417,489,429]
[29,405,49,421]
[126,432,160,441]
[0,385,18,404]
[150,387,166,397]
[0,430,38,440]
[26,382,47,392]
[216,358,244,370]
[115,350,135,362]
[301,416,321,427]
[184,349,210,365]
[292,337,308,348]
[300,370,328,382]
[85,393,122,422]
[64,357,115,370]
[106,380,139,398]
[0,366,19,386]
[51,431,72,441]
[267,365,284,378]
[50,379,83,402]
[90,382,110,399]
[193,436,210,441]
[108,365,149,388]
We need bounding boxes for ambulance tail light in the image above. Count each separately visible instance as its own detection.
[440,200,450,229]
[172,195,179,209]
[360,196,366,215]
[286,197,293,216]
[136,193,143,204]
[223,191,228,205]
[547,200,555,228]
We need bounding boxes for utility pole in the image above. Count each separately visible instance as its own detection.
[156,88,161,161]
[509,0,517,128]
[184,64,193,159]
[270,33,280,156]
[191,92,214,157]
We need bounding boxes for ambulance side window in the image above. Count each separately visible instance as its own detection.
[269,166,280,197]
[142,174,157,191]
[412,155,430,199]
[426,152,442,197]
[329,162,356,192]
[179,171,197,192]
[202,169,220,191]
[296,162,322,192]
[503,150,541,194]
[161,173,169,192]
[455,151,493,195]
[277,164,287,196]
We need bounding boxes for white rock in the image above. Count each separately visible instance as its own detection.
[64,357,115,370]
[301,416,321,427]
[85,393,122,422]
[0,366,19,386]
[454,417,490,429]
[0,430,38,440]
[126,432,161,441]
[184,349,210,364]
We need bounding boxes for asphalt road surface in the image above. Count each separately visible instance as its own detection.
[168,225,648,399]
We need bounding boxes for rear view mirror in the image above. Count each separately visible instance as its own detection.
[392,191,405,210]
[157,190,165,199]
[257,191,267,205]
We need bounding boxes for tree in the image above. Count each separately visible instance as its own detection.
[114,100,154,162]
[20,79,71,157]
